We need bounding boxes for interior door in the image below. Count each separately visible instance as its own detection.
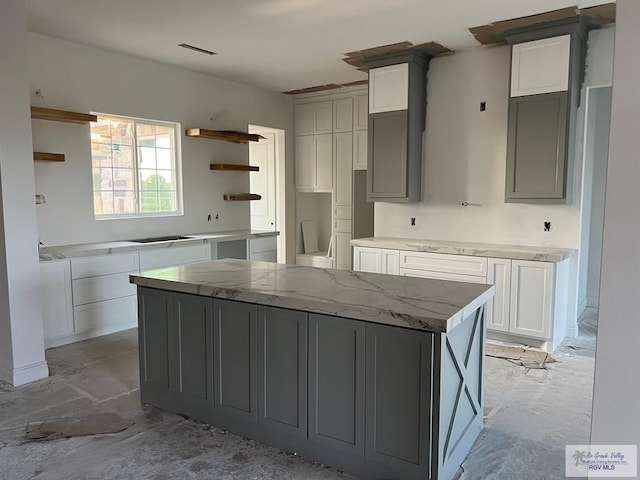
[250,132,276,230]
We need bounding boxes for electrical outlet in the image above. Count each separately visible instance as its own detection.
[411,217,416,226]
[544,221,552,232]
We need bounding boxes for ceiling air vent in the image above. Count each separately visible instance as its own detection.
[178,43,216,56]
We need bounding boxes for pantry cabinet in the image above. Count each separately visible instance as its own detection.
[295,134,333,192]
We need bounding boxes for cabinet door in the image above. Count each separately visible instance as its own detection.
[314,101,333,134]
[506,92,568,201]
[213,299,258,422]
[308,314,365,455]
[353,130,368,171]
[40,261,74,341]
[368,110,407,200]
[511,35,570,97]
[354,94,368,130]
[173,293,214,420]
[334,232,352,270]
[381,249,400,275]
[369,63,409,113]
[333,98,353,133]
[294,103,314,135]
[353,246,381,273]
[334,132,353,206]
[295,135,315,190]
[365,323,432,476]
[257,306,307,438]
[314,134,333,191]
[138,287,173,409]
[139,244,210,271]
[486,258,511,333]
[509,260,554,339]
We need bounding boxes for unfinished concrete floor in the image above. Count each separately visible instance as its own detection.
[0,311,596,480]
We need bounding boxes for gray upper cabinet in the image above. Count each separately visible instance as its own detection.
[364,52,430,203]
[506,92,568,200]
[504,17,589,203]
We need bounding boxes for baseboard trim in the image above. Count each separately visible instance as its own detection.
[587,295,599,309]
[0,360,49,387]
[45,321,137,349]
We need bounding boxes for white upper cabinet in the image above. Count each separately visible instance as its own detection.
[369,63,409,113]
[510,35,571,97]
[295,102,333,135]
[296,134,333,192]
[333,132,353,205]
[353,130,368,170]
[333,98,353,133]
[354,94,368,130]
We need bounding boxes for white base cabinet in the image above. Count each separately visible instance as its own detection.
[353,247,399,275]
[353,246,569,352]
[40,261,74,342]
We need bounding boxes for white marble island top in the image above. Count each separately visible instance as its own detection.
[130,259,494,334]
[351,237,575,262]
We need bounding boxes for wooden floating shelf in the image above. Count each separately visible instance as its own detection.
[31,106,97,124]
[223,193,262,201]
[185,128,265,144]
[33,152,65,162]
[210,163,259,172]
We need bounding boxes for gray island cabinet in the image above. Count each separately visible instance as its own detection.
[130,259,494,480]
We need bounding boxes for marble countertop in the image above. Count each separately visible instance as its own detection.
[39,229,279,261]
[350,237,575,262]
[130,259,494,334]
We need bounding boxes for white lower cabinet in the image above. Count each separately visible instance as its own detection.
[139,243,210,270]
[40,261,74,342]
[249,236,277,263]
[353,246,568,351]
[353,247,399,274]
[334,232,353,270]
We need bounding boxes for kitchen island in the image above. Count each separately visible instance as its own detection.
[130,259,494,480]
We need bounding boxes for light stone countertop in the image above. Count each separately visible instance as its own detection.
[350,236,575,263]
[39,229,279,261]
[129,259,494,334]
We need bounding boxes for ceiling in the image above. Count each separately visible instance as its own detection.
[25,0,612,93]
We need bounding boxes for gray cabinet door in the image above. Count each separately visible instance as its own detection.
[173,293,214,421]
[365,323,433,478]
[308,314,365,456]
[506,91,568,201]
[213,299,258,422]
[257,306,307,437]
[368,110,408,201]
[137,287,173,410]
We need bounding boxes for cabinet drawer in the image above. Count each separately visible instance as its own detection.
[249,236,277,254]
[334,219,352,234]
[399,268,487,284]
[334,205,351,219]
[399,251,487,277]
[74,296,137,334]
[71,252,139,279]
[250,251,277,263]
[72,272,137,306]
[139,244,210,271]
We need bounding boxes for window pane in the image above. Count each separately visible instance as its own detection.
[97,169,113,190]
[155,170,175,189]
[94,191,114,215]
[113,168,134,191]
[158,191,176,212]
[113,190,136,214]
[156,148,172,170]
[139,147,157,169]
[110,120,133,145]
[139,170,158,190]
[113,145,133,168]
[140,191,158,212]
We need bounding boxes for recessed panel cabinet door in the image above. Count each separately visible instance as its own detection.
[365,323,433,477]
[138,287,173,409]
[308,314,365,455]
[257,306,307,437]
[295,135,315,190]
[334,132,353,205]
[368,110,407,200]
[173,293,214,420]
[506,92,568,201]
[486,258,511,333]
[315,134,334,191]
[509,260,554,339]
[213,299,258,422]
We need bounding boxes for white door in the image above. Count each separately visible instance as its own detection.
[250,132,276,230]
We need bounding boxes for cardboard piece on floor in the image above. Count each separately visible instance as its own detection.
[25,413,134,441]
[485,343,555,369]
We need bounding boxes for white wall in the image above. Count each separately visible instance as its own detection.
[0,0,48,386]
[28,33,294,249]
[374,30,614,249]
[591,0,640,457]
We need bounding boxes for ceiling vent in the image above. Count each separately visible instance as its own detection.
[178,43,216,56]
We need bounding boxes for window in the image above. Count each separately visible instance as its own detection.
[90,114,182,218]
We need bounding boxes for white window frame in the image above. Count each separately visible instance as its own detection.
[90,113,184,219]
